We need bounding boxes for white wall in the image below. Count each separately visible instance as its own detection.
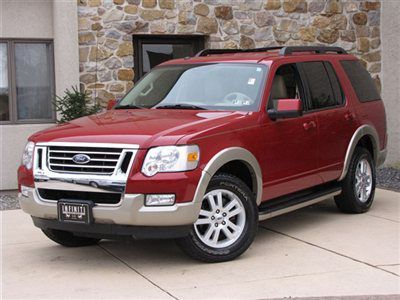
[382,0,400,165]
[0,0,79,190]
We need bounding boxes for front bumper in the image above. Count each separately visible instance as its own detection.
[19,187,202,227]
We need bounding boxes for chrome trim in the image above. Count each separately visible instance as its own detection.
[258,190,341,221]
[339,125,380,181]
[33,142,138,194]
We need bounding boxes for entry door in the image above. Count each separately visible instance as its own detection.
[261,63,322,200]
[133,35,205,82]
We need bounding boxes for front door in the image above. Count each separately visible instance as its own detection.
[261,63,322,200]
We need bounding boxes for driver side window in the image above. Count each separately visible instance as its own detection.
[268,64,303,109]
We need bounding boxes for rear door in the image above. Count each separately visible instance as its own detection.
[297,61,358,182]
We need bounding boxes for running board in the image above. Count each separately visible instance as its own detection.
[258,185,341,221]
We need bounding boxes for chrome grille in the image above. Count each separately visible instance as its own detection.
[48,146,123,175]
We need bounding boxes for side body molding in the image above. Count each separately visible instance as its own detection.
[339,125,380,181]
[193,147,263,206]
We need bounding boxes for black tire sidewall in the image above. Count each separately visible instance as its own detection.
[183,173,258,261]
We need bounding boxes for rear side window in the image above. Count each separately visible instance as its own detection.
[299,62,340,110]
[340,60,381,102]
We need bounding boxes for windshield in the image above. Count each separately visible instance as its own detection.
[115,63,267,111]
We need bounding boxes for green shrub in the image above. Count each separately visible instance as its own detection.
[54,86,101,123]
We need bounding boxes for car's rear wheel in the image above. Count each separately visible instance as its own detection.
[176,173,258,262]
[42,229,101,247]
[335,147,376,213]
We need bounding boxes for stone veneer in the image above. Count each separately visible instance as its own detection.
[77,0,382,105]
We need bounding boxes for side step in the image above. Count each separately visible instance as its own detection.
[258,184,342,221]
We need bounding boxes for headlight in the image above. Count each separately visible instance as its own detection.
[142,145,200,177]
[22,141,35,169]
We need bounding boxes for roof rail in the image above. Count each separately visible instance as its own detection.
[195,46,283,57]
[279,46,347,55]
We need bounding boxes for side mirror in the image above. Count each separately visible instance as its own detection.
[267,99,303,121]
[106,99,117,110]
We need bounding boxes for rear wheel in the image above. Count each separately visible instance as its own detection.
[42,229,100,247]
[176,173,258,262]
[335,147,376,213]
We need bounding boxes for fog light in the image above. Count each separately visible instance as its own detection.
[145,194,175,206]
[20,185,30,197]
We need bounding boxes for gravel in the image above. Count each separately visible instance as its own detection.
[1,167,399,211]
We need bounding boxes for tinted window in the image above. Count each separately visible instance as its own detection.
[325,62,344,105]
[300,62,337,110]
[341,60,380,102]
[268,64,303,109]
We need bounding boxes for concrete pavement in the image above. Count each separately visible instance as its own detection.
[1,189,399,299]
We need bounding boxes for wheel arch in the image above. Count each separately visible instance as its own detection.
[339,125,379,181]
[193,147,263,206]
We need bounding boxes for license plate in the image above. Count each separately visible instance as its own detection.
[58,200,93,224]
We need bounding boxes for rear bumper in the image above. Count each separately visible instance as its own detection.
[32,217,191,240]
[19,187,202,227]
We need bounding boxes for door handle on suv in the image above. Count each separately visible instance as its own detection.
[344,112,355,121]
[303,121,316,131]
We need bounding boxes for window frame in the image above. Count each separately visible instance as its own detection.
[297,60,346,113]
[0,38,56,125]
[266,62,307,111]
[133,34,205,83]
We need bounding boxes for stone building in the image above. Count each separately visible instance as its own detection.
[0,0,399,190]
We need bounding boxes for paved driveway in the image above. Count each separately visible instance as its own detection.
[2,189,399,299]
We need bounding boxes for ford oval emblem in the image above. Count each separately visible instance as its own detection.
[72,154,91,164]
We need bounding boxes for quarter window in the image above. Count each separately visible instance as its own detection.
[300,62,338,110]
[340,60,380,102]
[0,39,55,123]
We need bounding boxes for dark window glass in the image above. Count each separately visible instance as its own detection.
[0,43,9,121]
[15,43,54,120]
[268,64,303,109]
[142,44,193,74]
[341,60,381,102]
[325,62,344,105]
[301,62,336,110]
[134,35,205,82]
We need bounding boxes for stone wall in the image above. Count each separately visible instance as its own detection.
[77,0,381,105]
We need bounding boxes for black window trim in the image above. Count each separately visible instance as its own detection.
[133,34,205,83]
[298,60,347,114]
[0,38,56,125]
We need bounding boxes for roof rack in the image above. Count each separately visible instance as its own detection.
[279,46,347,55]
[195,46,347,57]
[195,46,283,57]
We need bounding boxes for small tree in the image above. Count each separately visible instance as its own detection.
[54,86,101,123]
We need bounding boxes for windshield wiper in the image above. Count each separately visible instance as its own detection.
[114,104,142,109]
[155,104,206,110]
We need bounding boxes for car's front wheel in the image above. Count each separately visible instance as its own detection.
[176,173,258,262]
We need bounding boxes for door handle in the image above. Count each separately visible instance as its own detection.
[303,121,316,131]
[344,112,355,121]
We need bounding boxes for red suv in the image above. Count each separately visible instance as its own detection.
[18,46,387,262]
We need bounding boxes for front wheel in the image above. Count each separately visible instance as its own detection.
[176,173,258,262]
[335,147,376,213]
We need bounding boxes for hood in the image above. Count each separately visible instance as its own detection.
[30,109,249,148]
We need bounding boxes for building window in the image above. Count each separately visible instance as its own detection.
[0,39,55,124]
[133,35,205,82]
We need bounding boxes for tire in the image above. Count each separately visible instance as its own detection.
[42,229,100,247]
[176,173,258,263]
[335,147,376,213]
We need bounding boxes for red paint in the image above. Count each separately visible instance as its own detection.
[18,51,386,204]
[276,99,302,111]
[106,99,117,110]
